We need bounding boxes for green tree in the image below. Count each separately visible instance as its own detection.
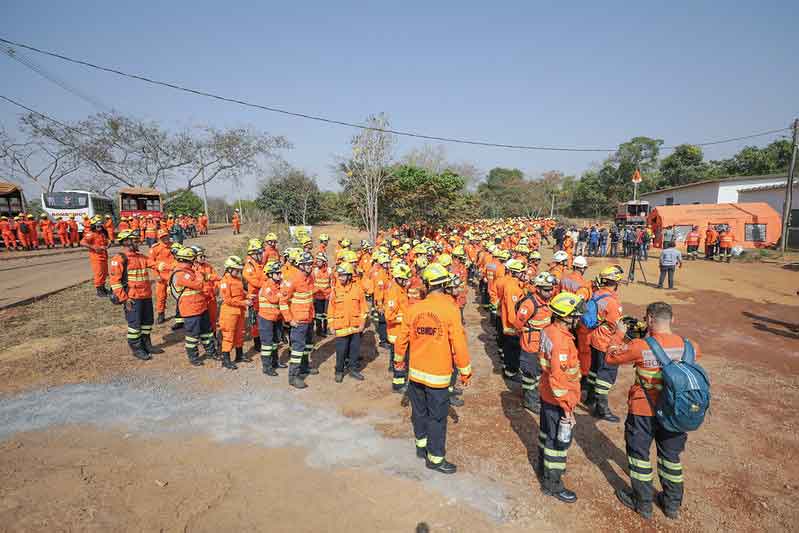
[658,144,709,187]
[380,165,468,227]
[256,165,322,225]
[164,189,203,215]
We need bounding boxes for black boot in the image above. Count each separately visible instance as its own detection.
[616,488,652,519]
[222,352,238,370]
[142,335,164,354]
[128,339,151,361]
[96,287,106,298]
[261,356,278,376]
[187,349,203,366]
[449,392,464,407]
[171,321,184,331]
[349,370,365,381]
[425,458,457,474]
[252,336,261,354]
[523,388,540,414]
[655,491,680,520]
[335,372,344,383]
[289,375,307,389]
[235,346,245,364]
[593,398,620,423]
[156,313,166,324]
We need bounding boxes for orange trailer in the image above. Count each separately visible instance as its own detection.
[647,203,782,249]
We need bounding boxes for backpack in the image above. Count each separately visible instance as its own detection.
[579,293,610,329]
[19,222,30,234]
[108,253,128,305]
[639,337,711,433]
[515,293,542,347]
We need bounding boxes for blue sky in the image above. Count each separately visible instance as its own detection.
[1,1,796,201]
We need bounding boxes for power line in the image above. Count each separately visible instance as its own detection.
[0,94,90,137]
[0,36,791,152]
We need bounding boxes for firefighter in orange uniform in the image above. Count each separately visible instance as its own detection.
[55,216,68,247]
[394,263,472,474]
[606,301,702,520]
[193,245,221,336]
[39,214,55,248]
[66,215,79,247]
[232,209,241,234]
[328,262,369,383]
[407,256,428,306]
[704,225,718,260]
[218,256,251,370]
[148,230,173,323]
[718,226,735,263]
[25,214,39,249]
[549,250,569,282]
[586,265,625,422]
[497,259,527,383]
[280,251,317,389]
[317,233,329,256]
[312,253,333,336]
[80,215,110,297]
[514,272,555,413]
[537,291,585,504]
[685,225,701,260]
[560,256,594,387]
[385,263,411,390]
[370,253,391,347]
[173,247,218,366]
[243,239,265,353]
[109,229,162,360]
[263,232,281,264]
[258,261,286,376]
[1,216,16,250]
[104,215,115,244]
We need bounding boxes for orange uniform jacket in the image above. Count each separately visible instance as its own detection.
[279,271,315,324]
[263,246,280,264]
[499,276,525,335]
[607,333,702,416]
[549,263,565,282]
[394,292,471,389]
[486,261,506,307]
[219,273,248,318]
[589,288,623,352]
[109,250,153,301]
[80,230,109,258]
[719,232,734,249]
[383,280,408,344]
[539,323,581,412]
[371,267,390,311]
[513,292,552,353]
[173,266,208,317]
[559,271,592,301]
[328,280,368,337]
[705,229,718,245]
[686,231,700,246]
[407,275,426,305]
[313,265,333,300]
[452,261,468,308]
[258,278,283,321]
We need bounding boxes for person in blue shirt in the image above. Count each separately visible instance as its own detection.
[588,226,600,256]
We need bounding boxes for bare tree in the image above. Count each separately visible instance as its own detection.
[0,122,81,193]
[339,113,396,243]
[401,144,448,174]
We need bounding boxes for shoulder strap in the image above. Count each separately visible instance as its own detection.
[682,338,695,364]
[592,293,611,304]
[644,336,672,368]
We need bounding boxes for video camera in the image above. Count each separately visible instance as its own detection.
[621,315,648,341]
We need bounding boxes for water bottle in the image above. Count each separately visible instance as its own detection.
[557,417,572,444]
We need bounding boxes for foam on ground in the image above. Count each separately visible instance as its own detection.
[0,378,508,521]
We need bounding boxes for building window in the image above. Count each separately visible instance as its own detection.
[665,197,674,206]
[745,223,767,242]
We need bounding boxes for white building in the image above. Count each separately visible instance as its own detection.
[640,174,788,207]
[737,182,799,214]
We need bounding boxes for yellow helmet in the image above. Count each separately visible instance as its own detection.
[336,262,355,276]
[299,235,312,245]
[422,263,451,286]
[263,260,282,275]
[247,238,264,253]
[342,250,358,264]
[117,229,136,242]
[514,244,530,254]
[90,215,103,225]
[496,250,511,261]
[452,245,465,257]
[549,292,586,318]
[392,263,412,280]
[264,232,278,242]
[491,247,502,257]
[376,253,390,264]
[437,253,453,268]
[224,255,244,270]
[529,250,542,261]
[413,244,427,254]
[506,258,527,273]
[598,264,624,283]
[340,238,352,248]
[390,257,403,269]
[170,242,184,253]
[319,233,329,242]
[176,247,197,262]
[414,256,429,269]
[288,248,303,263]
[391,238,400,248]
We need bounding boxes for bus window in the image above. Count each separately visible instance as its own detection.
[43,192,89,209]
[145,198,161,211]
[91,196,114,216]
[122,197,137,211]
[8,196,23,213]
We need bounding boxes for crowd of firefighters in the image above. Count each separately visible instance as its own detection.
[83,214,701,521]
[0,212,209,251]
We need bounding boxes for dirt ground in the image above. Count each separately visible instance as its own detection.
[1,222,798,532]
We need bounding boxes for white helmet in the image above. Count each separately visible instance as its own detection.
[573,256,588,269]
[553,250,569,263]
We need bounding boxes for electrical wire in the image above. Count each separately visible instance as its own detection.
[0,36,791,152]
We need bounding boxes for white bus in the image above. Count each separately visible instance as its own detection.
[41,190,116,232]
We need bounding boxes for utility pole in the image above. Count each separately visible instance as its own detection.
[550,193,556,217]
[200,165,209,218]
[780,118,798,253]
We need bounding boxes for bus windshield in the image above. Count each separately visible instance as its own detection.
[43,191,89,209]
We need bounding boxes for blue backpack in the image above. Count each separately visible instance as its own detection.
[640,337,711,433]
[579,293,610,329]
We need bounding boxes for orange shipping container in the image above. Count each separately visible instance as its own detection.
[647,203,782,249]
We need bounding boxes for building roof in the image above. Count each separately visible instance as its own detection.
[0,181,23,194]
[118,186,161,196]
[738,182,796,193]
[639,173,787,197]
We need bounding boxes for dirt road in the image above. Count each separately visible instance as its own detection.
[1,222,798,532]
[0,229,228,309]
